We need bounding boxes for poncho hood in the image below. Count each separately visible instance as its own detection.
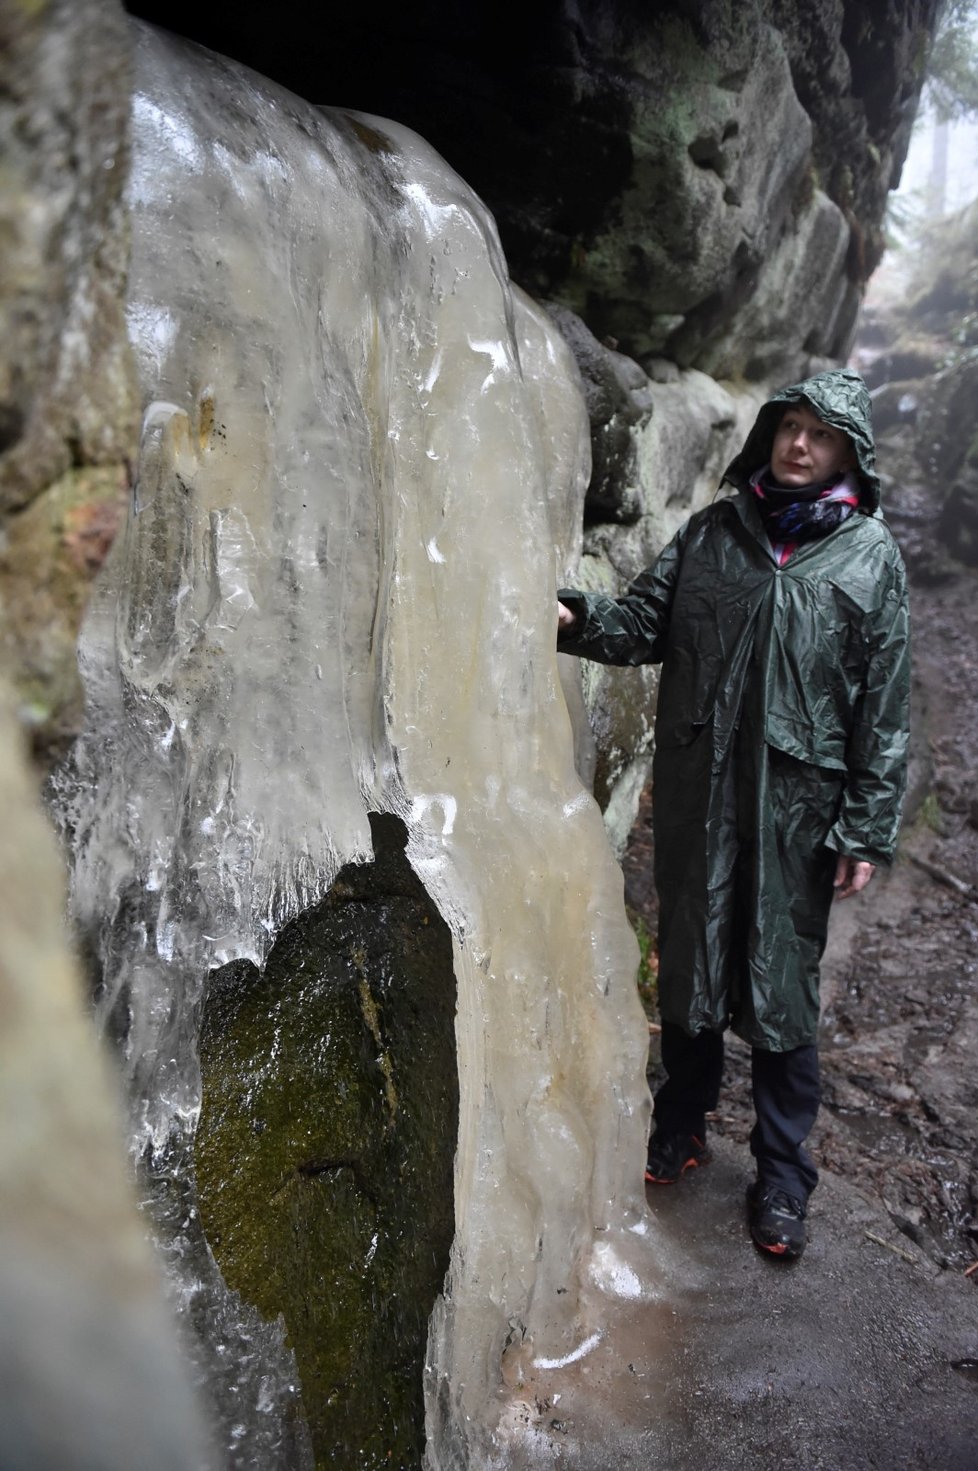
[723,368,880,510]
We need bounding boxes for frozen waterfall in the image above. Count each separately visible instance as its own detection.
[53,22,659,1467]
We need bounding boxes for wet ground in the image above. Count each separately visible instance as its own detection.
[493,1142,978,1470]
[623,428,978,1277]
[641,1142,978,1471]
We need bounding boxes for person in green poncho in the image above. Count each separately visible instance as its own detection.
[557,368,910,1261]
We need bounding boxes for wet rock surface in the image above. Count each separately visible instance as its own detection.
[196,815,458,1468]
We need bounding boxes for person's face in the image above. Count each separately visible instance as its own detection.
[770,403,855,487]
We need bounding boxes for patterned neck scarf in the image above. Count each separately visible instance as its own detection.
[750,466,861,566]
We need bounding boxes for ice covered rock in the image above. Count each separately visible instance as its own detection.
[55,22,656,1465]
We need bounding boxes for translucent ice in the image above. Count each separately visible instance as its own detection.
[55,22,656,1465]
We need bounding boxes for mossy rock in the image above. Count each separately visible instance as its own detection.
[196,814,458,1468]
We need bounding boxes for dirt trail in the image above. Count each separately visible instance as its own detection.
[624,423,978,1273]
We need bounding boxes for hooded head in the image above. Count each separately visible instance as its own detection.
[723,368,880,510]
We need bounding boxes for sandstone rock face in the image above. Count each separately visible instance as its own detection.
[552,311,764,852]
[0,0,134,501]
[548,16,844,372]
[930,357,978,567]
[0,0,138,758]
[533,0,934,369]
[919,357,978,487]
[0,462,129,755]
[545,307,654,529]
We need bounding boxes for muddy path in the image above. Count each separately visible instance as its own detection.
[623,428,978,1274]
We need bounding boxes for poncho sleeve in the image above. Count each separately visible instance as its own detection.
[557,522,687,667]
[825,549,911,866]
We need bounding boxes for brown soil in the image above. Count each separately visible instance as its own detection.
[623,422,978,1273]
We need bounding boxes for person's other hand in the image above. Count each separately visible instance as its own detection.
[833,854,875,899]
[557,601,577,632]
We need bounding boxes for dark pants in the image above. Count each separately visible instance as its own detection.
[652,1021,820,1202]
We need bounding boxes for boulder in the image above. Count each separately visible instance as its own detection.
[940,460,978,567]
[916,356,978,485]
[196,815,458,1466]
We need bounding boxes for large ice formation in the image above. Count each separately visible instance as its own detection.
[56,22,656,1466]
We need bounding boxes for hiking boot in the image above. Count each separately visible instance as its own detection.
[645,1132,709,1185]
[748,1182,807,1260]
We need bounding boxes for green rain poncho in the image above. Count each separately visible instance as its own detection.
[559,369,910,1051]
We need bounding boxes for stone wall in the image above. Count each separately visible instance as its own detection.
[0,0,138,760]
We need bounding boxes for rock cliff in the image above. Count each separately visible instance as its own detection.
[120,0,941,845]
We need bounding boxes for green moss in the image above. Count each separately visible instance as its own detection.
[587,663,656,813]
[627,908,658,1019]
[195,814,458,1469]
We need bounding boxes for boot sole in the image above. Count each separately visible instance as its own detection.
[644,1154,708,1185]
[751,1232,804,1260]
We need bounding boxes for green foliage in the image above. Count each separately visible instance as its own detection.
[627,908,659,1018]
[900,200,978,359]
[882,186,926,251]
[917,791,945,834]
[926,0,978,121]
